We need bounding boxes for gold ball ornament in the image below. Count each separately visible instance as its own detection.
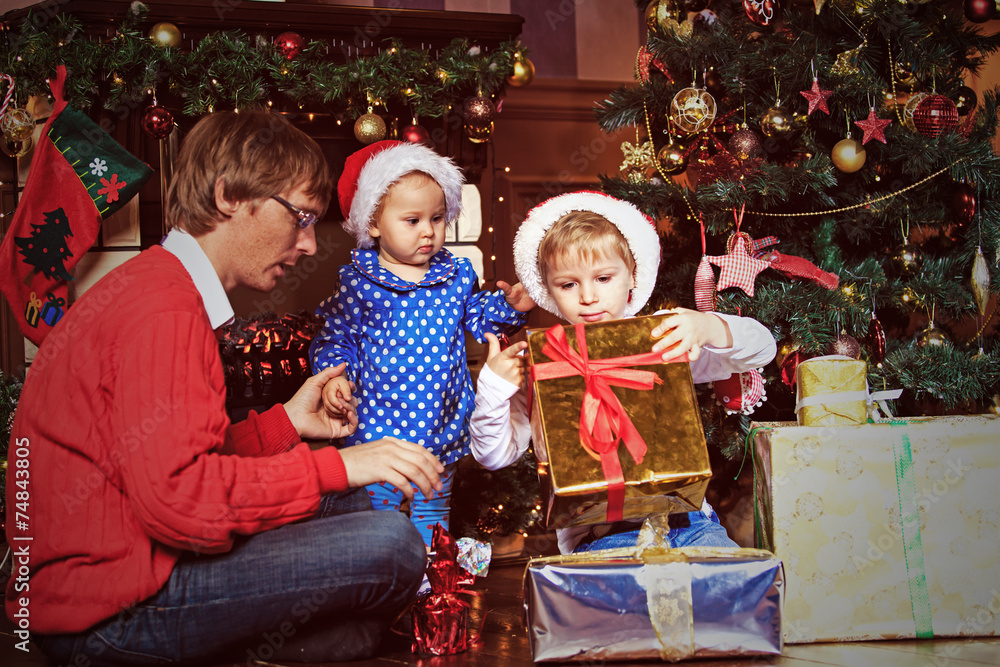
[669,87,717,134]
[645,0,683,31]
[890,243,924,277]
[760,106,794,137]
[507,56,535,87]
[149,22,182,48]
[465,121,494,144]
[353,113,386,144]
[657,141,688,174]
[831,138,866,172]
[894,61,918,89]
[1,107,36,142]
[0,134,33,158]
[916,323,950,348]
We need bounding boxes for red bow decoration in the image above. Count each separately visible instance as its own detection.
[530,323,687,522]
[412,524,482,656]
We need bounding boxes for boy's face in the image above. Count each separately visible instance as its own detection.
[370,173,447,277]
[543,248,636,324]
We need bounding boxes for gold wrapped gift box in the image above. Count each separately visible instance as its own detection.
[753,416,1000,643]
[795,355,868,426]
[523,545,785,662]
[526,315,711,529]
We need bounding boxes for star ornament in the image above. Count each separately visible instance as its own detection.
[854,107,892,144]
[706,235,771,297]
[800,78,833,116]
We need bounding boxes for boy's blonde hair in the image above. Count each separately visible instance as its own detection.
[537,210,635,282]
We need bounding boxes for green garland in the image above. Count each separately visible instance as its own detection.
[1,3,522,120]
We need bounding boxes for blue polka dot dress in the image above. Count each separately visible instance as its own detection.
[309,248,528,465]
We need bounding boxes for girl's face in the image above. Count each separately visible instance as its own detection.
[543,248,636,324]
[370,173,447,280]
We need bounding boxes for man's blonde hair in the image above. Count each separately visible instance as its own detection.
[537,210,635,281]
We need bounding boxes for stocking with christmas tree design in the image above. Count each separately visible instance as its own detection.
[0,65,152,346]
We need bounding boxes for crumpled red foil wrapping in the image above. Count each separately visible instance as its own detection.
[411,525,479,656]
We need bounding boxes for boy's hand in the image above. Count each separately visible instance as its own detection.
[321,374,355,419]
[484,332,528,387]
[498,280,536,313]
[650,307,733,362]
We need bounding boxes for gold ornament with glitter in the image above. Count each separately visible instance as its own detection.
[971,246,990,316]
[669,87,717,134]
[831,41,866,78]
[620,140,656,173]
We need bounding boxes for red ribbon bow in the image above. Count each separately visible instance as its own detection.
[530,322,687,522]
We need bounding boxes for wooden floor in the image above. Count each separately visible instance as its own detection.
[2,549,999,667]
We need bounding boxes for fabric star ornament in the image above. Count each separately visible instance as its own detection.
[854,107,891,144]
[800,78,833,116]
[706,233,770,297]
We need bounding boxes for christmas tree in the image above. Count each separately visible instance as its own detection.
[14,208,74,283]
[599,0,1000,457]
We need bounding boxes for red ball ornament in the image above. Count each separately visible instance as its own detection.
[964,0,994,22]
[275,31,305,60]
[713,369,766,415]
[141,105,174,139]
[951,181,976,225]
[912,95,958,138]
[868,313,886,365]
[743,0,778,26]
[402,122,432,147]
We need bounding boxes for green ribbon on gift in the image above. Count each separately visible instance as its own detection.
[889,420,934,639]
[745,425,772,553]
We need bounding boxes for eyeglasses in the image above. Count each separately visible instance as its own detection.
[271,195,318,229]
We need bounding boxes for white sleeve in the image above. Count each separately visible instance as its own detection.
[687,312,777,384]
[469,362,531,470]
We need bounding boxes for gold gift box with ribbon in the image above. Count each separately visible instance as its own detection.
[523,545,784,662]
[795,354,868,426]
[526,315,711,529]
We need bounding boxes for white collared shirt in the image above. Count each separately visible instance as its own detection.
[161,228,235,330]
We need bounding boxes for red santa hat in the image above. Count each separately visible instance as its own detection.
[337,140,465,248]
[513,191,660,318]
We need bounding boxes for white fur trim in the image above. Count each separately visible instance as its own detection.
[345,143,465,248]
[513,191,660,318]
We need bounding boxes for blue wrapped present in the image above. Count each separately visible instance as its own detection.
[40,292,65,327]
[523,546,784,662]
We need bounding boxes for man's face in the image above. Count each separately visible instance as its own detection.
[225,183,322,293]
[543,248,636,324]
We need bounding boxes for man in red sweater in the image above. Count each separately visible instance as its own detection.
[5,111,443,664]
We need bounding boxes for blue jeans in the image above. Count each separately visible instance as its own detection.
[574,504,737,552]
[34,489,426,665]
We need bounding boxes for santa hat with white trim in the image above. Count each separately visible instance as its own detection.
[513,190,660,318]
[337,140,465,248]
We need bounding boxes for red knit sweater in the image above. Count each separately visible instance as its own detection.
[4,247,349,633]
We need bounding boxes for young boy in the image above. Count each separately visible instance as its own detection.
[310,140,532,548]
[469,191,776,553]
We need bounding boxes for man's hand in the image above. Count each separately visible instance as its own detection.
[650,308,733,362]
[498,280,536,313]
[340,438,445,502]
[284,365,358,441]
[484,332,528,387]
